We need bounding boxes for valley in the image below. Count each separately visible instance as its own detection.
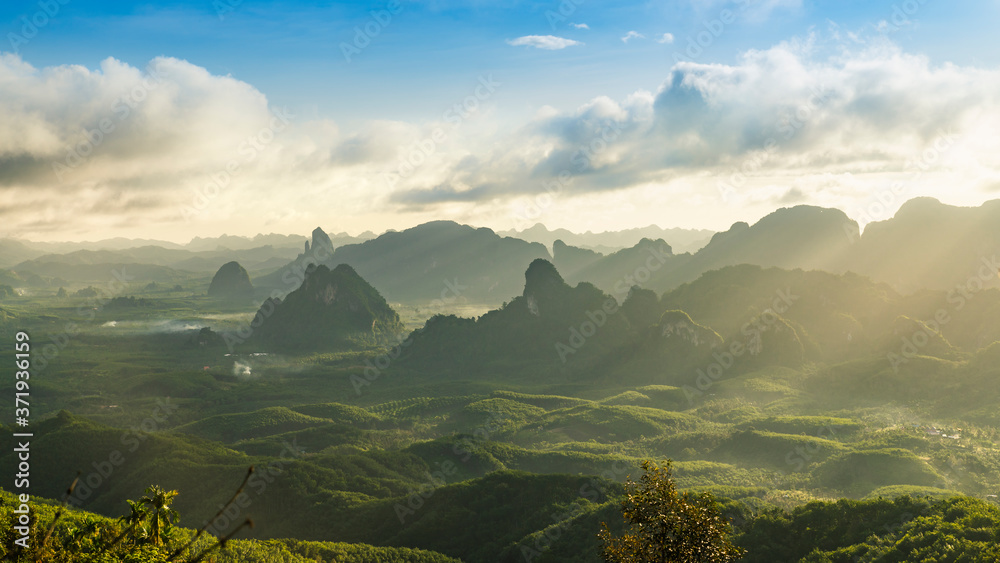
[3,199,1000,561]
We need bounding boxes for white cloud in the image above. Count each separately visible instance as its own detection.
[569,23,589,30]
[391,33,1000,224]
[506,35,583,50]
[657,32,675,44]
[0,54,427,237]
[3,32,1000,239]
[621,31,645,43]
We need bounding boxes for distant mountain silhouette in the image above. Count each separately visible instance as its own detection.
[0,239,43,268]
[399,260,1000,387]
[8,197,1000,298]
[557,238,680,298]
[2,261,184,284]
[256,221,550,304]
[550,200,1000,297]
[654,310,724,354]
[851,197,1000,292]
[655,263,1000,364]
[544,206,857,298]
[618,286,662,330]
[500,223,715,254]
[0,231,373,279]
[691,205,858,273]
[310,226,335,255]
[550,239,603,280]
[251,201,998,310]
[244,263,403,351]
[185,233,306,252]
[400,259,631,376]
[11,245,301,276]
[207,261,254,299]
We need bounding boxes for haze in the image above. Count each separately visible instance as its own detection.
[2,0,999,241]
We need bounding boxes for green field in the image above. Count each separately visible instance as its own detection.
[3,264,1000,562]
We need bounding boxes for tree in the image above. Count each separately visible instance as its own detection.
[599,460,745,563]
[140,485,180,547]
[110,498,151,548]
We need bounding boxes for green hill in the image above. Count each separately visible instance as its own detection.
[400,259,632,378]
[0,488,461,563]
[172,406,332,442]
[244,263,404,351]
[207,260,255,299]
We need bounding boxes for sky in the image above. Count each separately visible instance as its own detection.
[1,0,999,242]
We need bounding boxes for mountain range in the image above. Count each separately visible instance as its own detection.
[0,231,377,271]
[2,198,999,300]
[255,221,552,303]
[498,224,716,254]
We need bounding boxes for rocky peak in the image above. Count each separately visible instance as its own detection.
[522,259,567,300]
[311,227,334,254]
[207,261,254,299]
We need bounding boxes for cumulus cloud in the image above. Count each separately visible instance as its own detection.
[392,33,1000,220]
[621,31,645,43]
[0,53,420,237]
[0,55,268,175]
[569,23,589,30]
[657,32,675,44]
[506,35,583,50]
[2,31,1000,239]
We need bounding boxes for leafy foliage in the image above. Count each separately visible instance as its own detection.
[598,460,744,563]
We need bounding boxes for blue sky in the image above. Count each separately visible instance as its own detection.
[2,0,999,240]
[9,0,995,123]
